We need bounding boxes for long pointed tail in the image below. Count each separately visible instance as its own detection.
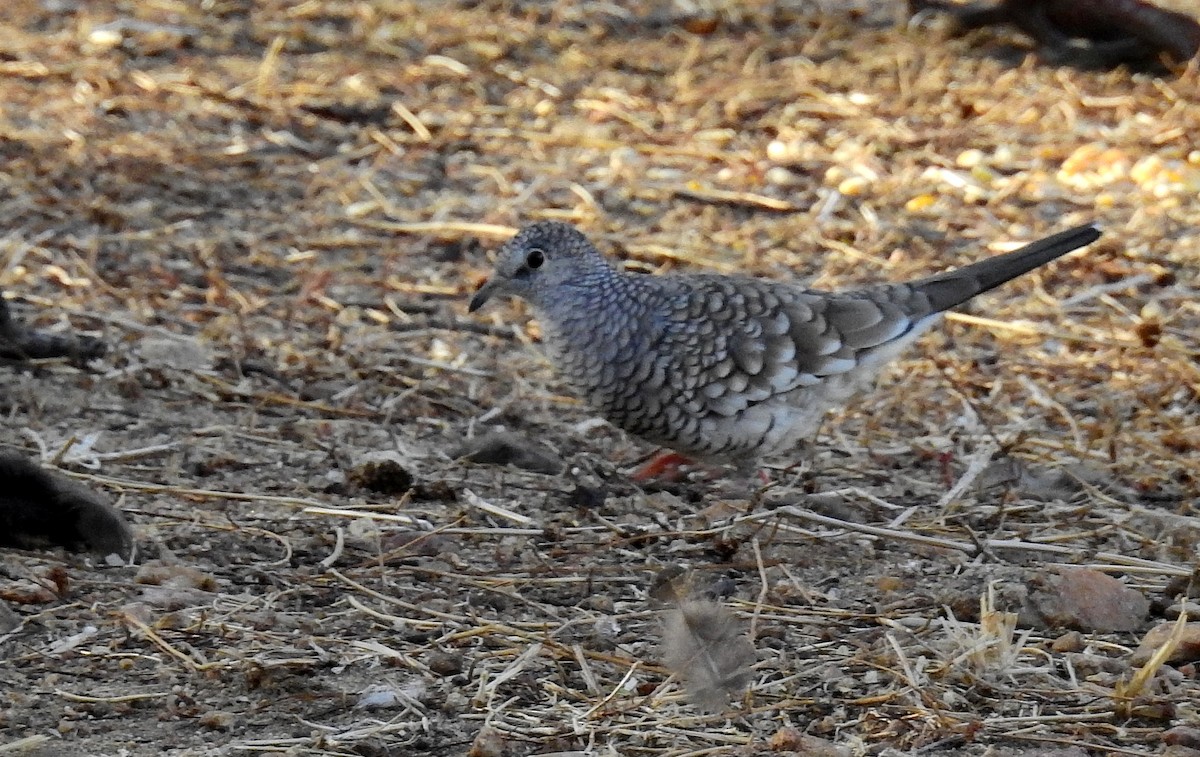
[915,223,1102,313]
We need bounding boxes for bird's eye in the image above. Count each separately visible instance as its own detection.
[525,248,545,269]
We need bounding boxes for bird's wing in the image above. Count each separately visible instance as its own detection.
[669,223,1101,418]
[665,277,934,418]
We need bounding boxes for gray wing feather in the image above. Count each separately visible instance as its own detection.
[603,224,1101,448]
[667,278,924,419]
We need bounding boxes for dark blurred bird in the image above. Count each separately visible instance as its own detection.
[910,0,1200,68]
[0,452,133,559]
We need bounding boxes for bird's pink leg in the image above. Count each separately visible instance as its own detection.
[629,450,694,482]
[629,452,771,486]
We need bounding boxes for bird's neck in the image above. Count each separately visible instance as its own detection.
[537,268,650,357]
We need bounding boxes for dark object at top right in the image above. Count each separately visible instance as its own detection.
[910,0,1200,69]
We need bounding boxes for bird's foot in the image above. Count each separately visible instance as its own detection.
[629,451,751,485]
[628,451,699,483]
[628,452,772,504]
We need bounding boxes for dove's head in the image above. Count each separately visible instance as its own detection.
[469,222,613,313]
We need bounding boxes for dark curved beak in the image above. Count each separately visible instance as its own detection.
[468,279,499,313]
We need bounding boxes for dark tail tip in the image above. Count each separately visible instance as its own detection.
[918,223,1102,312]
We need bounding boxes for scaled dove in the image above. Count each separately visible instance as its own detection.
[469,222,1100,471]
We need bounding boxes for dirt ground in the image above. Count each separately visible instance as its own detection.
[2,1,1199,755]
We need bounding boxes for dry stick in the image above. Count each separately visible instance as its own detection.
[461,488,535,526]
[1007,736,1150,757]
[1018,374,1086,453]
[583,662,643,720]
[350,219,517,238]
[344,595,442,632]
[75,472,329,509]
[344,637,427,671]
[672,185,799,212]
[193,374,378,418]
[986,712,1119,726]
[625,242,742,273]
[391,353,494,377]
[931,438,1000,512]
[335,573,647,679]
[481,642,545,698]
[330,569,469,625]
[769,506,970,551]
[318,526,346,569]
[1059,274,1153,307]
[761,505,1189,576]
[55,689,169,704]
[305,505,434,529]
[573,644,601,695]
[748,537,770,640]
[228,737,311,751]
[121,613,216,672]
[944,310,1182,354]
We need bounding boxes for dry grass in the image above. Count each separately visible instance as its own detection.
[1,1,1198,755]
